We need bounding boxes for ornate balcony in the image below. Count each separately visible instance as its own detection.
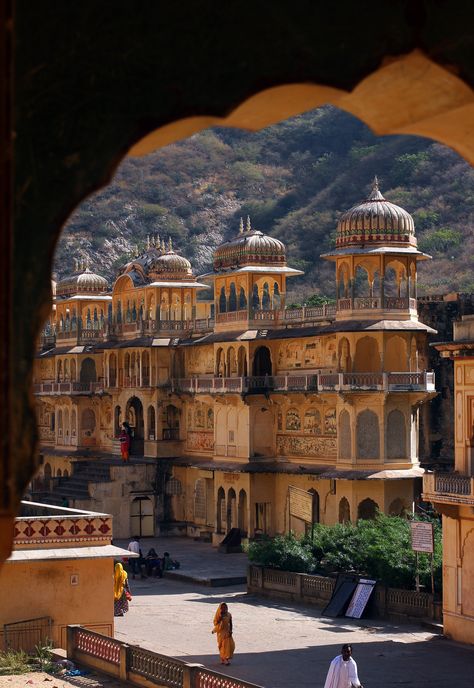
[33,380,105,395]
[423,472,474,506]
[171,371,435,395]
[337,297,417,312]
[215,305,336,327]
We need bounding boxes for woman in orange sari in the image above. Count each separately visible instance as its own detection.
[211,603,235,665]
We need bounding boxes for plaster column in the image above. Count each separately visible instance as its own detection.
[139,351,143,387]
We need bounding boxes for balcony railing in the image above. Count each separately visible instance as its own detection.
[337,297,417,311]
[33,380,104,395]
[423,472,474,505]
[171,371,435,394]
[215,305,336,327]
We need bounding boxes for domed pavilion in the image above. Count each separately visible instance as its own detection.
[205,217,302,331]
[322,177,430,322]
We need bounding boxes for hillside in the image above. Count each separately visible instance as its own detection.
[55,106,474,301]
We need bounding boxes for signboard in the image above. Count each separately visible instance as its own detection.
[410,522,434,553]
[289,486,314,524]
[345,578,376,619]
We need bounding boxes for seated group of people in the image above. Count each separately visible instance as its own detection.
[127,537,180,578]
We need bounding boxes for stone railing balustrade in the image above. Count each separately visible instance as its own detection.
[67,626,263,688]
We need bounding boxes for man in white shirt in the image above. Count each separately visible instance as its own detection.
[323,644,363,688]
[127,536,143,578]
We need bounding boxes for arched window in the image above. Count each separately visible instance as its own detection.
[57,410,63,437]
[109,353,117,386]
[262,282,271,309]
[228,283,237,311]
[147,405,156,440]
[358,498,378,520]
[387,409,406,459]
[86,308,92,328]
[163,404,179,440]
[238,489,248,535]
[251,284,260,310]
[132,301,137,321]
[389,498,406,517]
[227,488,237,530]
[117,300,122,323]
[337,263,350,299]
[216,348,225,377]
[64,359,69,381]
[93,308,98,329]
[64,409,70,439]
[63,469,69,478]
[194,479,207,521]
[385,335,407,371]
[57,468,62,478]
[124,352,130,378]
[356,409,379,459]
[339,410,351,460]
[71,409,77,437]
[237,346,247,376]
[338,337,351,372]
[114,405,121,436]
[80,357,97,384]
[142,351,150,382]
[353,265,370,297]
[70,359,76,381]
[252,346,272,376]
[227,347,237,376]
[384,266,398,297]
[273,282,281,308]
[108,303,113,324]
[219,286,227,313]
[238,287,247,310]
[339,497,351,524]
[217,487,226,533]
[57,360,62,382]
[354,336,381,372]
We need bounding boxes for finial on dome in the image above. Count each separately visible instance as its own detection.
[367,175,385,201]
[239,217,244,234]
[73,258,78,272]
[168,237,173,252]
[246,216,251,232]
[161,239,166,253]
[147,235,150,249]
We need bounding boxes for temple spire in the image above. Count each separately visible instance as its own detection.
[367,174,385,201]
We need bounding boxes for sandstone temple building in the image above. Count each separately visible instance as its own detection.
[32,180,437,540]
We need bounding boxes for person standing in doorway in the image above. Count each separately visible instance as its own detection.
[119,422,131,462]
[323,644,363,688]
[211,603,235,666]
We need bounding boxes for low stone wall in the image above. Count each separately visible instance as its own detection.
[248,565,442,623]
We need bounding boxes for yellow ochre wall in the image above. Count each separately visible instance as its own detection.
[0,557,114,649]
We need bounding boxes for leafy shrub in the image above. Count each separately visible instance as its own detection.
[247,533,315,573]
[249,514,442,591]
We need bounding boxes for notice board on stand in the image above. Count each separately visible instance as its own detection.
[322,573,359,617]
[345,578,377,618]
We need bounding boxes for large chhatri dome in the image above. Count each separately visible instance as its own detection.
[336,177,416,249]
[120,236,194,283]
[56,260,108,298]
[213,217,286,271]
[151,239,192,278]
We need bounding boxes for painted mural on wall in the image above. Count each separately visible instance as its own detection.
[186,431,215,452]
[187,401,214,430]
[186,345,214,374]
[276,434,337,458]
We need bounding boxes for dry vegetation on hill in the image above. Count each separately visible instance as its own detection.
[56,106,474,301]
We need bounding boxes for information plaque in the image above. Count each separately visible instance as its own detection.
[410,522,434,553]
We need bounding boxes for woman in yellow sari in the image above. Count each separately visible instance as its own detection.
[211,603,235,665]
[114,562,131,617]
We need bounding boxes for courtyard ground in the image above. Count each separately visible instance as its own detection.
[113,537,474,688]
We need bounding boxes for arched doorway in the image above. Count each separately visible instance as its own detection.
[130,496,154,537]
[217,487,226,534]
[339,497,351,523]
[227,488,237,531]
[80,357,97,384]
[238,489,248,535]
[252,346,272,376]
[358,498,378,520]
[126,396,144,455]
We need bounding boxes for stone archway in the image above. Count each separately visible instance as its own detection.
[126,396,144,454]
[3,6,474,562]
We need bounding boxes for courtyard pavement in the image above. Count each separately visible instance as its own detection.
[113,538,474,688]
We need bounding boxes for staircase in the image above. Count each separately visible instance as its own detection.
[35,460,115,506]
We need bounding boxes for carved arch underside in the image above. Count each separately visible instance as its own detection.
[129,52,474,165]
